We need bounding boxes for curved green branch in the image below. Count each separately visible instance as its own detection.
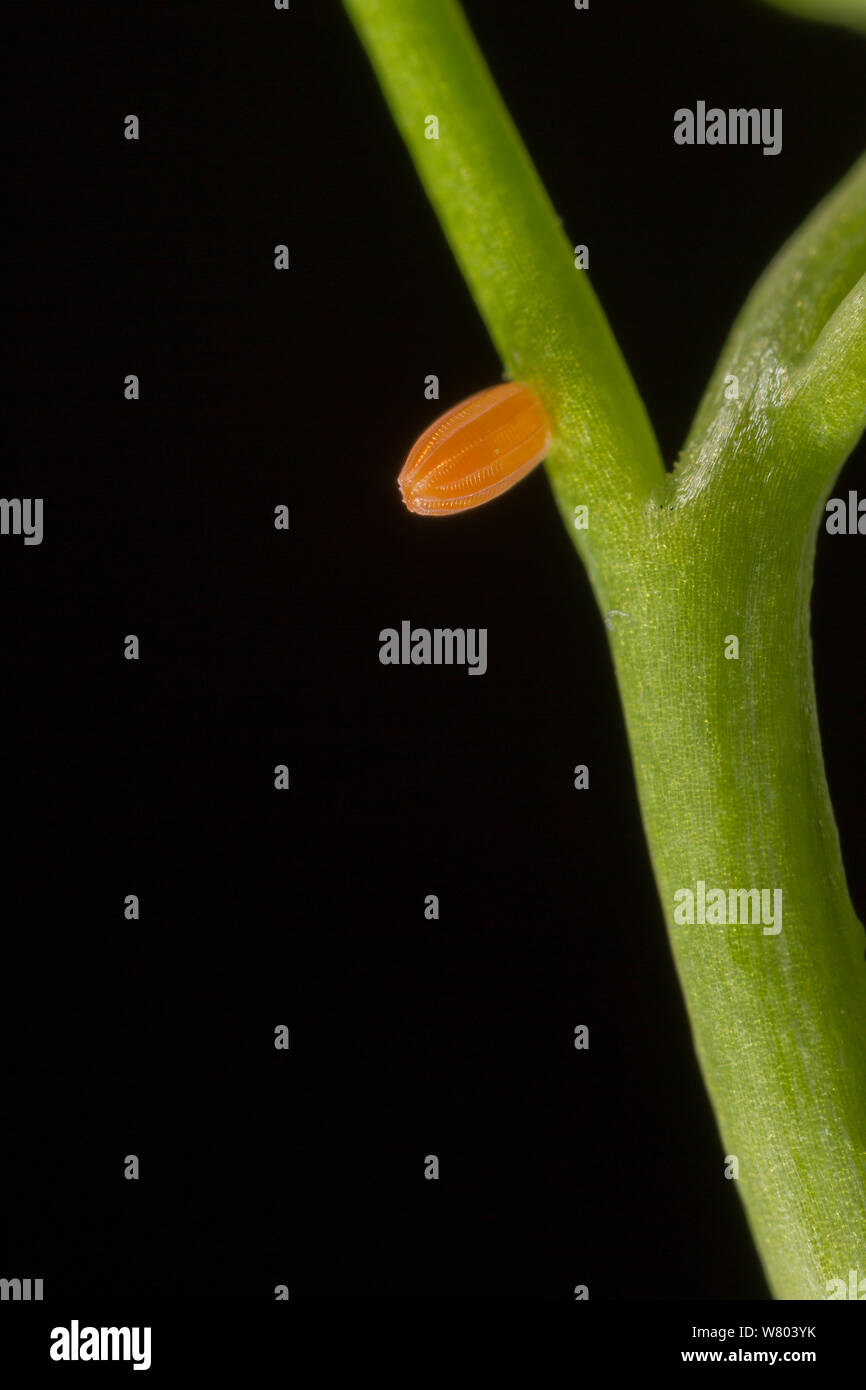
[759,0,866,35]
[672,156,866,507]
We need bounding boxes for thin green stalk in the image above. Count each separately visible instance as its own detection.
[343,0,664,598]
[344,0,866,1297]
[760,0,866,35]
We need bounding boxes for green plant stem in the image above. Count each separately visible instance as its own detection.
[608,506,866,1299]
[343,0,664,598]
[760,0,866,35]
[344,0,866,1297]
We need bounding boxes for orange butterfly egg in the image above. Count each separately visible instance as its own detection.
[398,382,552,516]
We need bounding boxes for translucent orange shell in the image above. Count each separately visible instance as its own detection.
[398,382,552,516]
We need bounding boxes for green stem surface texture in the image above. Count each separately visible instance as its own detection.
[344,0,866,1297]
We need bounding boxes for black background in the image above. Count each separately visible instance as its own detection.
[3,0,864,1302]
